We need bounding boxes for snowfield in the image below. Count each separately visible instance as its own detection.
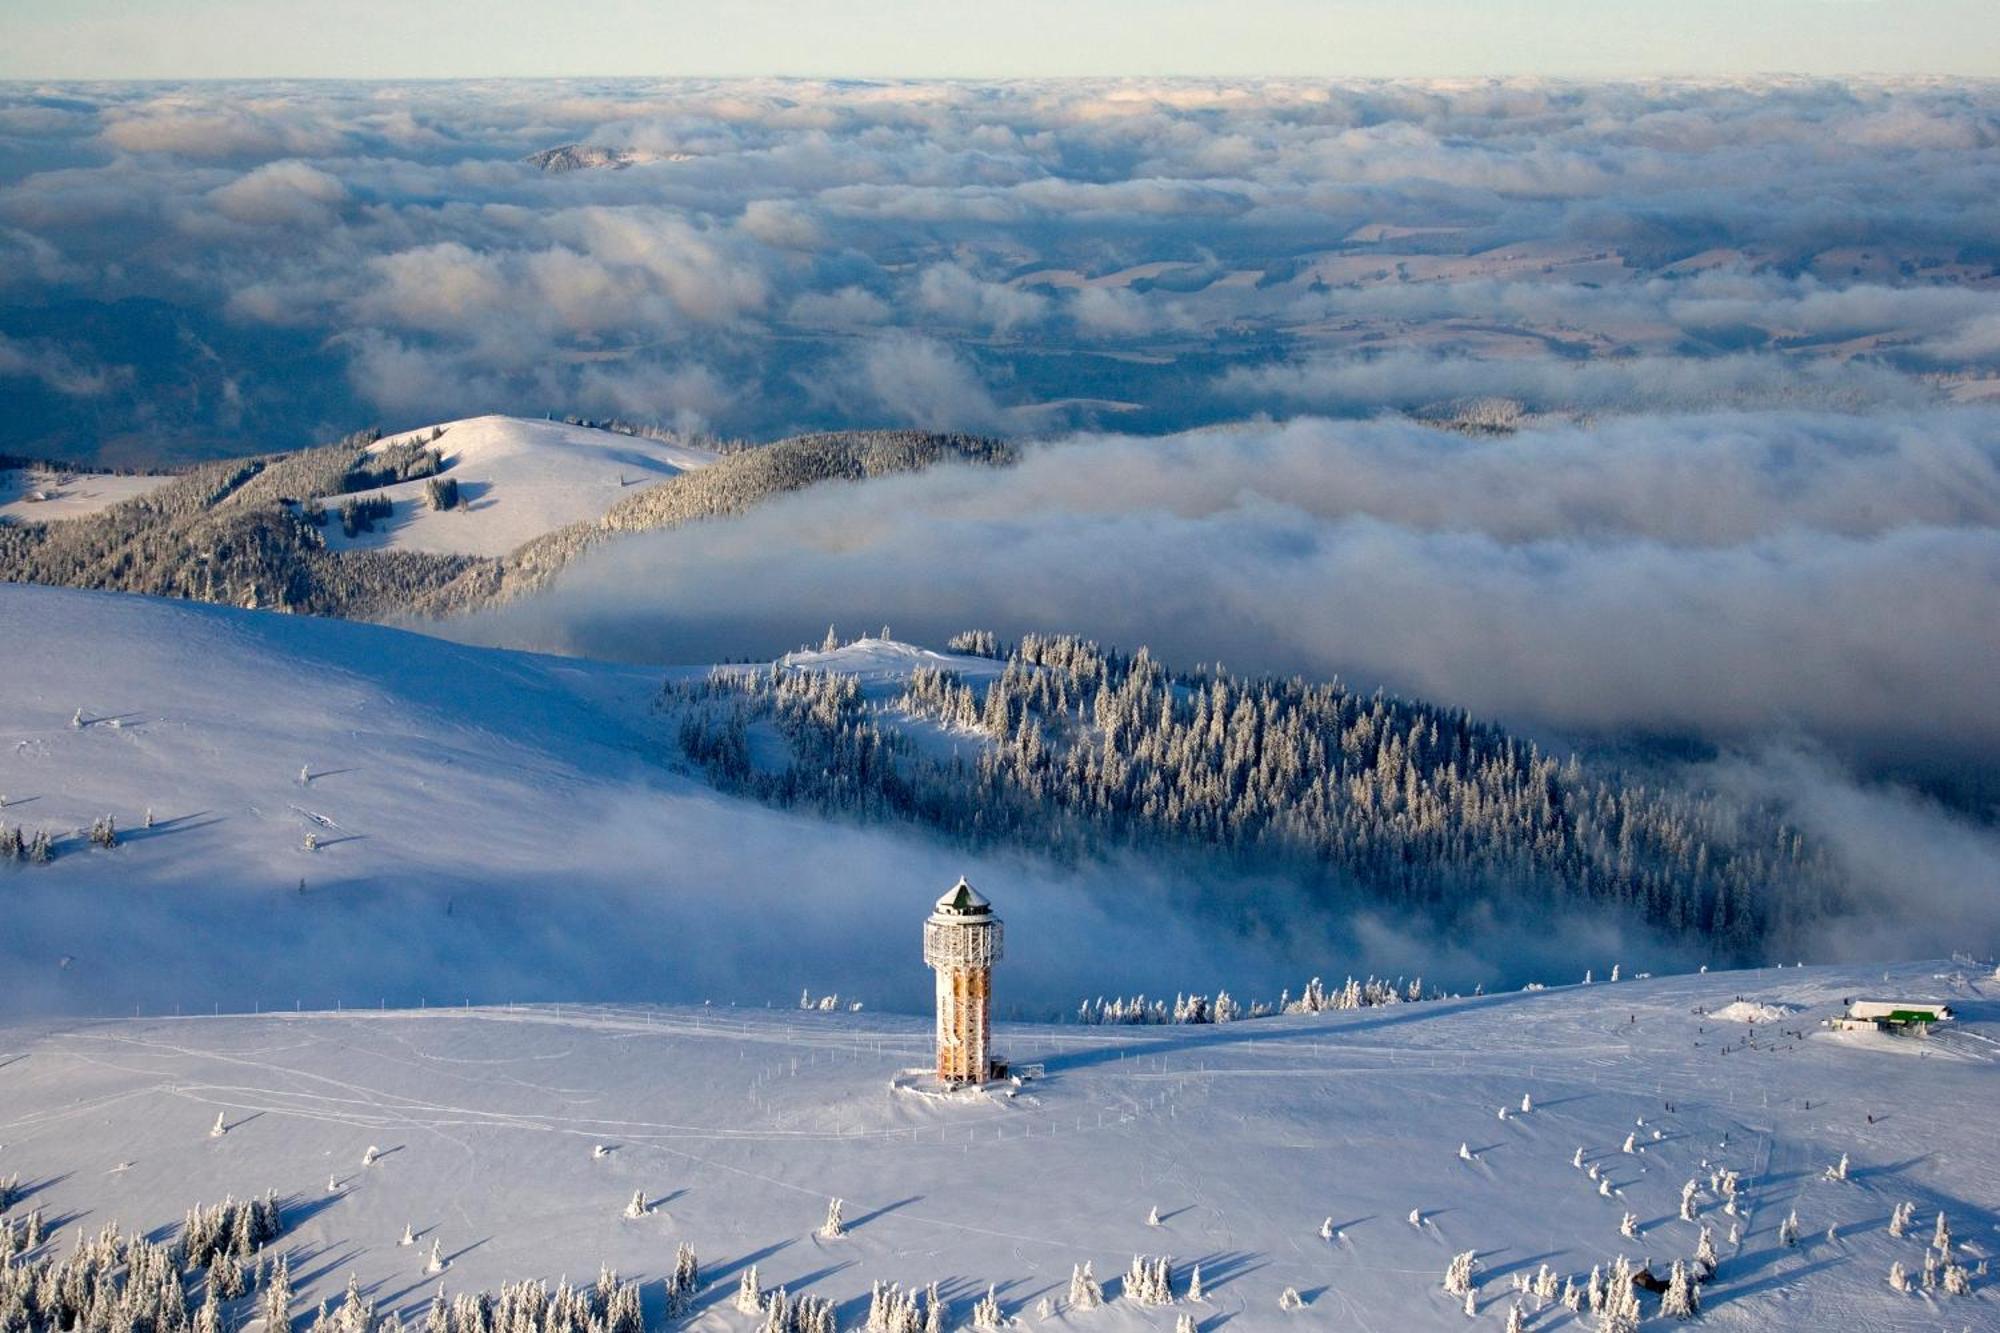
[0,587,1996,1330]
[0,585,1319,1020]
[739,639,1009,692]
[315,416,716,558]
[0,963,1993,1331]
[0,466,170,524]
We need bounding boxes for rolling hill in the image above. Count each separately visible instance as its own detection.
[0,584,1293,1021]
[312,417,717,559]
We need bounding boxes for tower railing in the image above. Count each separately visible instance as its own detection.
[923,918,1004,969]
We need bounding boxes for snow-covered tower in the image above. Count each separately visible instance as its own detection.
[924,877,1004,1086]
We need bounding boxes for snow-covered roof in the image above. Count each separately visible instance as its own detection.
[1847,999,1952,1020]
[932,876,992,917]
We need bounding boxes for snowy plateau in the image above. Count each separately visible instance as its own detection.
[0,582,1996,1330]
[0,964,1994,1332]
[310,416,717,558]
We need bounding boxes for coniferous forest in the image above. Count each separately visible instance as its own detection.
[0,427,1011,620]
[662,633,1840,960]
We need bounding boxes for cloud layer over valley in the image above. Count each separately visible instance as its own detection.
[3,78,1998,459]
[458,408,2000,770]
[442,406,2000,965]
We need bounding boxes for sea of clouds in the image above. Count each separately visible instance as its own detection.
[4,77,1996,975]
[2,78,1997,460]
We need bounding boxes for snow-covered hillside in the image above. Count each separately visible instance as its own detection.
[0,962,1992,1331]
[745,639,1008,692]
[0,585,1313,1019]
[0,466,170,524]
[316,417,716,558]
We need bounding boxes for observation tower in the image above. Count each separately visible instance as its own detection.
[923,877,1004,1086]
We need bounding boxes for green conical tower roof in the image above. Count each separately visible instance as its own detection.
[932,876,991,916]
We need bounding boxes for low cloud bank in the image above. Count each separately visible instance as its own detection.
[428,406,2000,967]
[455,410,2000,767]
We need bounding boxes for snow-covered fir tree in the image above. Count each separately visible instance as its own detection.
[1778,1210,1800,1247]
[193,1286,222,1333]
[759,1286,789,1333]
[820,1197,845,1239]
[1066,1262,1102,1312]
[1597,1258,1641,1333]
[604,1278,643,1333]
[665,1242,700,1319]
[1443,1250,1478,1297]
[1660,1259,1699,1318]
[1123,1255,1174,1306]
[735,1266,764,1315]
[263,1252,293,1331]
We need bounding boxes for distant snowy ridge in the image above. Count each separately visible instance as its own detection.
[0,418,1009,623]
[524,144,694,172]
[313,415,717,559]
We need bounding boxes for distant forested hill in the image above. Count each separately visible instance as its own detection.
[407,429,1014,615]
[0,425,1012,620]
[664,633,1841,958]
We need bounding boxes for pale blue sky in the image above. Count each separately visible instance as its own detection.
[3,0,1997,79]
